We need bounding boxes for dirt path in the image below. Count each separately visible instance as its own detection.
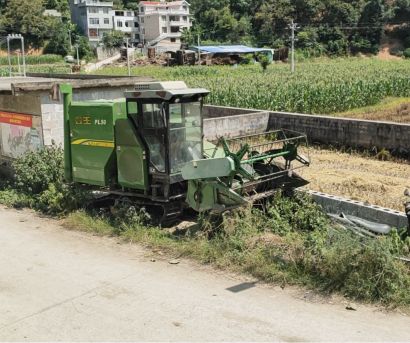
[1,206,410,341]
[299,148,410,211]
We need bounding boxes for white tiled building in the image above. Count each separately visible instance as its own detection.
[138,1,191,51]
[69,0,191,49]
[69,0,114,45]
[113,10,140,44]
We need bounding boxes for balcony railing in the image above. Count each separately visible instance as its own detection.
[79,0,113,6]
[142,8,189,15]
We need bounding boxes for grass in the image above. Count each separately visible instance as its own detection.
[334,97,410,123]
[96,58,410,115]
[1,163,410,308]
[0,64,71,77]
[61,197,410,309]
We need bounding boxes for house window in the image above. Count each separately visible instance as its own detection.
[89,18,99,25]
[125,21,129,27]
[127,11,132,16]
[162,27,167,33]
[103,7,109,14]
[89,28,98,37]
[183,5,187,11]
[140,17,144,23]
[88,7,98,13]
[161,15,166,21]
[134,22,139,27]
[183,16,187,21]
[170,38,176,43]
[140,7,144,12]
[117,20,123,27]
[170,26,179,33]
[104,18,110,24]
[115,11,123,16]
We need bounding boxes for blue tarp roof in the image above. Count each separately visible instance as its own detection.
[190,45,272,54]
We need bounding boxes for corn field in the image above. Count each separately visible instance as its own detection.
[0,64,71,77]
[0,54,64,65]
[99,58,410,114]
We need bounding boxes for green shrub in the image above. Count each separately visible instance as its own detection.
[8,146,90,215]
[13,146,64,195]
[390,47,404,57]
[0,189,32,208]
[404,48,410,59]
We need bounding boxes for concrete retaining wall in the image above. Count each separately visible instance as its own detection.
[269,111,410,154]
[203,105,410,155]
[204,111,270,140]
[203,105,260,119]
[307,190,408,229]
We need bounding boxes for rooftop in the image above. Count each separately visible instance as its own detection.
[140,1,189,7]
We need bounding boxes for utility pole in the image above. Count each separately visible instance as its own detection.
[197,34,201,66]
[68,29,72,52]
[126,38,131,77]
[75,44,80,66]
[289,20,299,73]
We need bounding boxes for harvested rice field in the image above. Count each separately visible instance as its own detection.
[298,147,410,212]
[335,97,410,123]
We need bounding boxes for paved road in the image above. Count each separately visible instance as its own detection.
[1,206,409,341]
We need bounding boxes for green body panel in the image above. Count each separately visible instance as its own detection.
[115,119,148,190]
[181,157,235,180]
[69,100,127,186]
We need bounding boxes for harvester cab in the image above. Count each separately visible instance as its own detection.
[60,81,310,224]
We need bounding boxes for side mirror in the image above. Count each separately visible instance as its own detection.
[405,189,410,197]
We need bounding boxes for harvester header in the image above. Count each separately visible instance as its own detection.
[60,81,310,225]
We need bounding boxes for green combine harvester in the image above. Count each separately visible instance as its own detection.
[60,81,310,224]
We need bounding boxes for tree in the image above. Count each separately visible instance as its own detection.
[0,0,54,48]
[44,22,71,56]
[76,36,94,60]
[355,0,384,54]
[102,31,125,49]
[258,53,271,71]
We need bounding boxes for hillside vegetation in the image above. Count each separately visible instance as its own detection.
[1,0,410,57]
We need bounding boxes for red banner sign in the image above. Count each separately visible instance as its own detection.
[0,111,33,127]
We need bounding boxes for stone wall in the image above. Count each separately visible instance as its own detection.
[203,105,260,118]
[204,105,410,155]
[269,111,410,154]
[204,111,270,140]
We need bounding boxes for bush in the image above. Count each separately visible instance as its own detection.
[8,146,90,214]
[258,53,271,71]
[102,30,125,49]
[404,48,410,59]
[13,146,64,195]
[390,47,404,57]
